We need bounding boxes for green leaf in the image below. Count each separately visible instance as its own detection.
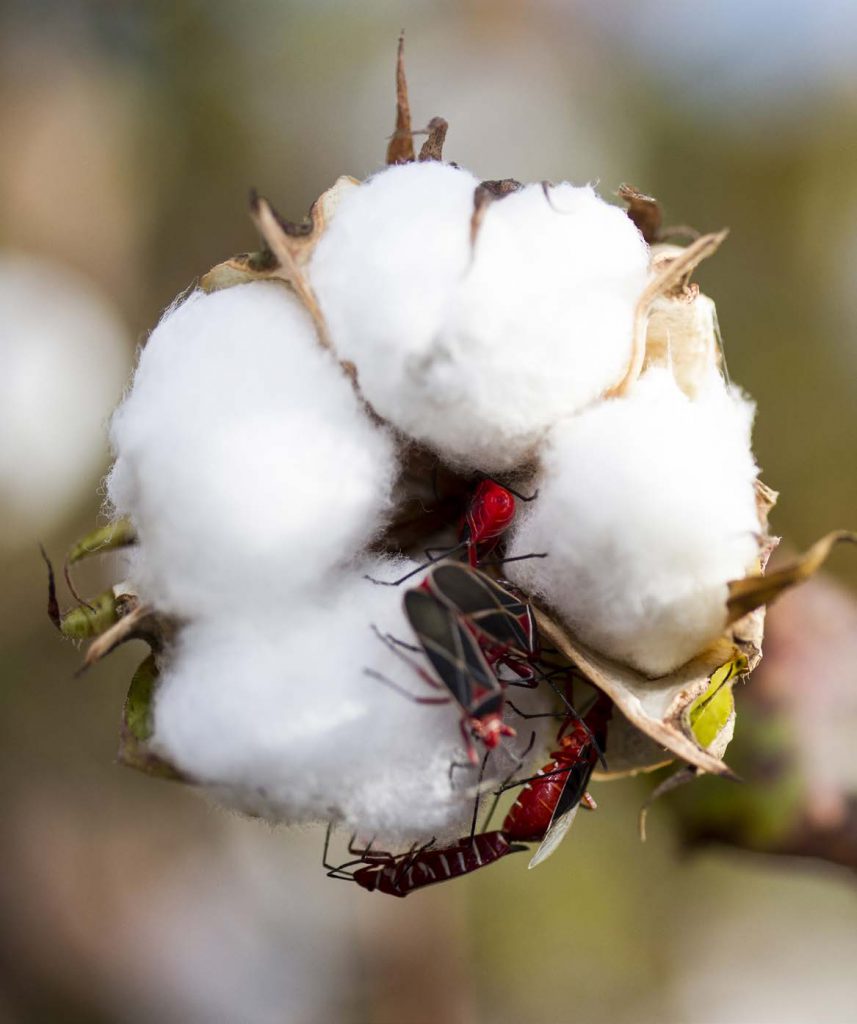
[117,655,187,782]
[66,519,136,565]
[60,587,120,640]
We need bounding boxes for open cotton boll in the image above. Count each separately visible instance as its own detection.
[308,162,479,446]
[311,169,648,471]
[507,368,760,677]
[309,160,479,383]
[152,561,550,844]
[108,282,396,618]
[428,183,650,469]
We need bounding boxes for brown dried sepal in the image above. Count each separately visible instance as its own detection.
[200,176,360,350]
[727,530,857,625]
[619,184,663,244]
[418,117,448,162]
[537,607,743,778]
[386,32,415,165]
[609,230,729,398]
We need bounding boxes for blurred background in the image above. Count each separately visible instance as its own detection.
[3,2,857,1021]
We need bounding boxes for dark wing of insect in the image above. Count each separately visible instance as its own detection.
[403,588,501,711]
[426,564,535,656]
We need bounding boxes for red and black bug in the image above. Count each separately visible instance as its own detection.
[369,478,540,586]
[370,586,516,764]
[325,696,612,897]
[461,479,517,566]
[416,565,606,763]
[499,694,611,867]
[324,829,525,898]
[419,563,539,681]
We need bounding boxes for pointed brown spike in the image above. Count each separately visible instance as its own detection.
[618,184,663,244]
[418,117,448,162]
[387,33,415,165]
[39,544,61,631]
[249,193,332,350]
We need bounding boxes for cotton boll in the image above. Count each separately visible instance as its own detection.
[428,183,650,468]
[507,368,760,676]
[0,253,129,547]
[308,161,479,444]
[311,170,648,471]
[108,282,396,618]
[152,561,550,844]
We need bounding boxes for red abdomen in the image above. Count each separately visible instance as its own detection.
[353,832,517,898]
[465,481,516,545]
[502,758,570,841]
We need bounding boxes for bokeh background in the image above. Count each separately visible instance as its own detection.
[3,2,857,1022]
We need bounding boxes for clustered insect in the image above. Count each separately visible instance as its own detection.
[326,478,613,897]
[325,694,610,898]
[38,34,855,906]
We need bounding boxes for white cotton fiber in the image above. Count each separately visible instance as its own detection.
[433,183,650,467]
[507,368,761,676]
[152,561,550,844]
[108,282,396,618]
[310,169,649,470]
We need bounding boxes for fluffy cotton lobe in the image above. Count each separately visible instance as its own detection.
[507,368,760,676]
[310,167,649,470]
[152,560,550,843]
[108,282,396,618]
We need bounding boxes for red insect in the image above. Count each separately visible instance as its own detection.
[325,830,525,898]
[461,479,517,567]
[500,694,611,867]
[418,563,539,683]
[327,696,613,897]
[370,587,516,764]
[369,478,535,587]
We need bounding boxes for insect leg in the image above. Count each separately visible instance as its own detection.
[364,668,451,705]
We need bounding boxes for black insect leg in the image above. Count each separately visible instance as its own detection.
[364,668,451,705]
[365,541,469,586]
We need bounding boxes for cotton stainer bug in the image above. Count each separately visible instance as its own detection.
[369,587,517,764]
[368,478,540,586]
[499,694,612,867]
[324,828,526,898]
[324,697,613,896]
[417,564,607,770]
[418,563,539,681]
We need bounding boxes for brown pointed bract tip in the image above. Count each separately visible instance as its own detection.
[39,544,61,630]
[618,184,663,244]
[418,117,448,163]
[386,32,415,165]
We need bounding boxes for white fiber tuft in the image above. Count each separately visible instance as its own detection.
[310,170,649,470]
[152,560,548,844]
[107,281,397,618]
[507,368,760,676]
